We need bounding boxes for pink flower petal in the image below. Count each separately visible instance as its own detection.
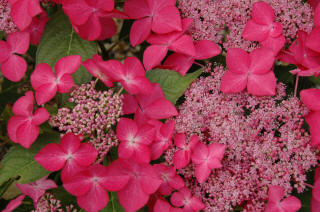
[101,59,125,81]
[173,150,190,169]
[226,48,250,74]
[31,63,56,90]
[7,32,30,54]
[306,27,320,53]
[133,144,151,163]
[174,133,186,148]
[60,133,81,154]
[143,45,168,71]
[77,184,109,212]
[2,195,26,212]
[268,185,284,203]
[16,121,39,148]
[34,143,66,171]
[279,196,301,211]
[124,57,145,77]
[139,163,162,194]
[118,141,135,160]
[249,48,275,74]
[55,55,81,77]
[300,88,320,111]
[62,0,92,25]
[7,116,27,143]
[10,0,33,30]
[169,34,195,56]
[152,6,182,34]
[96,17,117,40]
[75,14,101,41]
[312,197,320,212]
[247,71,276,96]
[220,71,247,94]
[154,199,171,212]
[124,0,150,19]
[130,17,152,47]
[260,35,286,55]
[73,143,98,166]
[63,170,92,196]
[102,161,130,191]
[12,91,34,117]
[242,20,270,42]
[144,98,178,119]
[117,118,138,142]
[61,160,87,182]
[163,53,194,76]
[305,112,320,147]
[122,94,138,115]
[315,4,320,27]
[195,163,211,183]
[1,55,27,82]
[28,0,42,17]
[194,40,221,60]
[57,74,75,93]
[251,1,275,25]
[34,83,58,105]
[192,143,208,164]
[171,189,186,207]
[0,41,11,63]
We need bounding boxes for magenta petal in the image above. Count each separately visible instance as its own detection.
[122,94,138,115]
[34,83,58,105]
[139,164,162,194]
[173,150,190,169]
[300,88,320,111]
[192,143,208,164]
[31,63,56,90]
[16,183,45,203]
[312,197,320,212]
[145,98,178,119]
[133,144,151,163]
[10,1,32,30]
[152,6,182,33]
[60,133,81,154]
[251,1,275,25]
[226,48,250,74]
[2,195,26,212]
[260,35,286,55]
[73,143,98,166]
[1,55,27,82]
[306,27,320,53]
[0,41,11,63]
[102,161,130,191]
[124,57,145,77]
[117,118,138,142]
[124,0,150,19]
[194,40,221,60]
[117,141,134,160]
[97,17,117,40]
[130,17,152,47]
[154,199,171,212]
[28,0,42,17]
[249,48,275,74]
[169,35,195,56]
[168,175,185,191]
[280,196,301,211]
[77,184,108,212]
[55,55,81,77]
[315,4,320,27]
[16,122,39,148]
[306,112,320,147]
[220,71,247,94]
[143,45,168,71]
[174,133,186,148]
[118,179,150,212]
[242,20,270,42]
[63,170,92,196]
[170,190,185,207]
[7,116,27,143]
[61,160,87,183]
[8,32,30,54]
[195,163,211,183]
[62,0,92,26]
[247,72,276,96]
[163,53,194,76]
[101,59,125,81]
[57,74,74,93]
[268,186,284,203]
[12,91,34,116]
[75,14,101,41]
[34,143,66,171]
[125,77,153,95]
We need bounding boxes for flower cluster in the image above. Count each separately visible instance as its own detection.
[50,81,122,162]
[32,193,78,212]
[165,65,318,211]
[0,0,16,34]
[178,0,314,51]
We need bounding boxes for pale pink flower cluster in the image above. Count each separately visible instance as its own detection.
[50,81,122,162]
[165,65,318,211]
[0,0,16,34]
[178,0,314,51]
[32,193,78,212]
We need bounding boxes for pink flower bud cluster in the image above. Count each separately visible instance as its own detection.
[165,65,318,211]
[177,0,314,51]
[32,193,78,212]
[50,81,122,162]
[0,0,17,34]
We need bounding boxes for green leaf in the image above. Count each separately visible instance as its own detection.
[146,68,203,104]
[51,186,78,207]
[0,31,4,40]
[36,10,97,85]
[0,132,60,185]
[100,192,125,212]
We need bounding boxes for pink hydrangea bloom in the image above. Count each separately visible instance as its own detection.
[177,0,314,51]
[0,31,29,82]
[165,65,317,211]
[171,187,205,212]
[31,55,81,105]
[173,133,199,169]
[265,186,301,212]
[7,91,50,148]
[49,81,122,162]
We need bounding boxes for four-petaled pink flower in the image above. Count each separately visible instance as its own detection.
[191,142,226,183]
[83,54,115,87]
[154,199,182,212]
[148,120,175,160]
[63,164,130,212]
[220,47,276,96]
[34,133,98,181]
[0,31,30,82]
[107,159,162,212]
[116,118,155,163]
[300,88,320,147]
[30,55,82,105]
[265,185,301,212]
[173,133,199,169]
[7,91,50,148]
[23,12,49,45]
[171,187,205,212]
[122,83,178,124]
[154,164,185,195]
[124,0,182,46]
[102,57,153,95]
[163,40,221,76]
[143,18,196,71]
[9,0,42,30]
[62,0,120,41]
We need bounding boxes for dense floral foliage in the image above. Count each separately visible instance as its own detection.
[0,0,320,212]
